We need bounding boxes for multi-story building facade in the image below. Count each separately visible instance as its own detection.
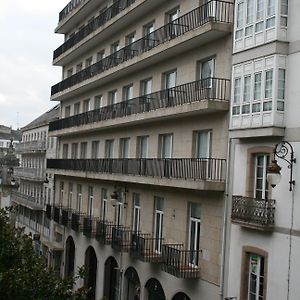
[226,1,300,300]
[47,1,234,299]
[13,105,61,270]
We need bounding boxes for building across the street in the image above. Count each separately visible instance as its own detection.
[12,105,62,270]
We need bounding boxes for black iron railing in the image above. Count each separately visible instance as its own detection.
[231,196,275,228]
[131,233,164,262]
[59,0,86,22]
[55,0,135,58]
[83,217,98,238]
[46,204,52,219]
[61,208,73,227]
[95,220,114,244]
[51,0,233,96]
[47,158,226,182]
[49,78,230,132]
[53,206,61,223]
[161,244,201,279]
[111,226,133,252]
[71,211,85,231]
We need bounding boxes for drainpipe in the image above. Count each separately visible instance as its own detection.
[219,137,234,300]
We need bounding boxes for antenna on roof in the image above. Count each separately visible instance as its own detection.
[17,112,19,129]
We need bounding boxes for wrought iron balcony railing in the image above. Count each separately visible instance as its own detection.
[55,0,135,58]
[53,205,61,223]
[15,141,46,153]
[61,207,73,227]
[46,204,52,219]
[161,244,201,279]
[51,0,233,96]
[71,211,85,231]
[131,233,164,262]
[47,158,226,182]
[95,220,114,244]
[83,216,99,238]
[111,226,134,252]
[49,78,230,132]
[231,195,275,229]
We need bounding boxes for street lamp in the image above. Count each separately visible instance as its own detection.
[267,141,296,191]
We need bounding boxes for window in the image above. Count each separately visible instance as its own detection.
[154,197,164,252]
[108,90,117,106]
[143,22,155,49]
[164,70,177,89]
[247,254,265,300]
[277,68,286,111]
[246,0,254,24]
[71,143,78,159]
[111,41,120,54]
[123,84,133,101]
[119,138,130,158]
[194,130,211,158]
[65,106,71,118]
[105,139,114,158]
[88,186,93,216]
[94,95,102,109]
[234,78,241,104]
[265,70,273,98]
[254,154,270,199]
[266,0,276,28]
[244,75,251,102]
[80,142,87,159]
[101,189,107,220]
[159,134,173,158]
[91,141,100,159]
[97,50,105,62]
[74,102,80,115]
[62,144,69,159]
[235,2,244,39]
[256,0,264,20]
[76,184,82,212]
[201,58,215,79]
[141,78,152,95]
[254,72,262,100]
[85,57,93,68]
[67,68,73,78]
[281,0,288,27]
[76,63,83,73]
[137,136,148,158]
[132,193,140,232]
[166,7,180,37]
[125,32,135,46]
[83,99,90,112]
[188,203,201,266]
[68,183,73,209]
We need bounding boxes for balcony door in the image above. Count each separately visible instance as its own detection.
[188,203,201,266]
[154,197,164,253]
[132,193,140,232]
[87,186,93,217]
[247,254,265,300]
[159,134,173,159]
[254,154,270,200]
[200,58,215,89]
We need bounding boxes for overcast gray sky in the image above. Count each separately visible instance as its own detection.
[0,0,70,129]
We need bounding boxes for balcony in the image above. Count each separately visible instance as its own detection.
[161,244,201,279]
[14,167,45,181]
[49,78,230,135]
[61,207,73,227]
[111,226,133,252]
[53,206,61,223]
[51,1,233,100]
[47,158,226,191]
[95,220,114,244]
[46,204,52,219]
[71,211,85,231]
[11,190,44,210]
[231,196,275,230]
[58,0,88,23]
[15,141,46,153]
[131,233,164,263]
[83,216,99,238]
[54,0,135,60]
